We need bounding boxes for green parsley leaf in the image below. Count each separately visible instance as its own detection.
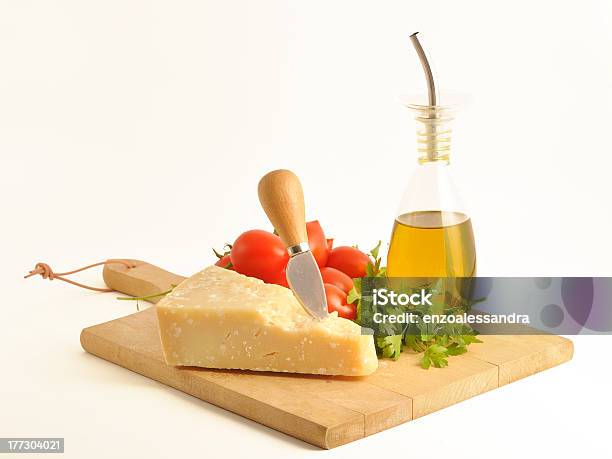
[376,335,403,360]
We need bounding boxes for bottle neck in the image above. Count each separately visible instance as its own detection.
[412,105,453,165]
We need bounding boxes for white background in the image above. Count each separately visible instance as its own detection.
[1,1,610,458]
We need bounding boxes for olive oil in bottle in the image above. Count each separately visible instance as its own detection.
[387,211,476,278]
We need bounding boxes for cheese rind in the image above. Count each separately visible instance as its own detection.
[156,266,378,376]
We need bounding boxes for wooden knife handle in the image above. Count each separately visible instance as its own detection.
[258,169,307,248]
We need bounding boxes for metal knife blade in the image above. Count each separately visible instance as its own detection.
[286,251,329,320]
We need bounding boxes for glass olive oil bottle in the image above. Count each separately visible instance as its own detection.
[387,34,476,280]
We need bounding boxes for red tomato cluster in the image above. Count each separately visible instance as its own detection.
[214,221,371,320]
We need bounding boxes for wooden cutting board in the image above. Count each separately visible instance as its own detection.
[80,260,574,449]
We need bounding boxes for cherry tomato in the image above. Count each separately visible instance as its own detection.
[268,268,289,288]
[327,246,370,279]
[320,267,353,293]
[214,254,233,269]
[230,230,288,284]
[324,283,356,320]
[306,220,328,268]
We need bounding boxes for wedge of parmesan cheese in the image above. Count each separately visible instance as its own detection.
[156,265,378,376]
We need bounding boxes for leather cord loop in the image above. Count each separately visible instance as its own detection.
[24,259,134,292]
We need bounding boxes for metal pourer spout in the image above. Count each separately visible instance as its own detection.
[409,32,449,163]
[409,32,438,107]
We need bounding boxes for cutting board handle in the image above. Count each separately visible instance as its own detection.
[258,169,307,249]
[102,259,186,304]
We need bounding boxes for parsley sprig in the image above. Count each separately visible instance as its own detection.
[348,242,482,369]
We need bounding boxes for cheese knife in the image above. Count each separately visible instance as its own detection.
[258,170,329,320]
